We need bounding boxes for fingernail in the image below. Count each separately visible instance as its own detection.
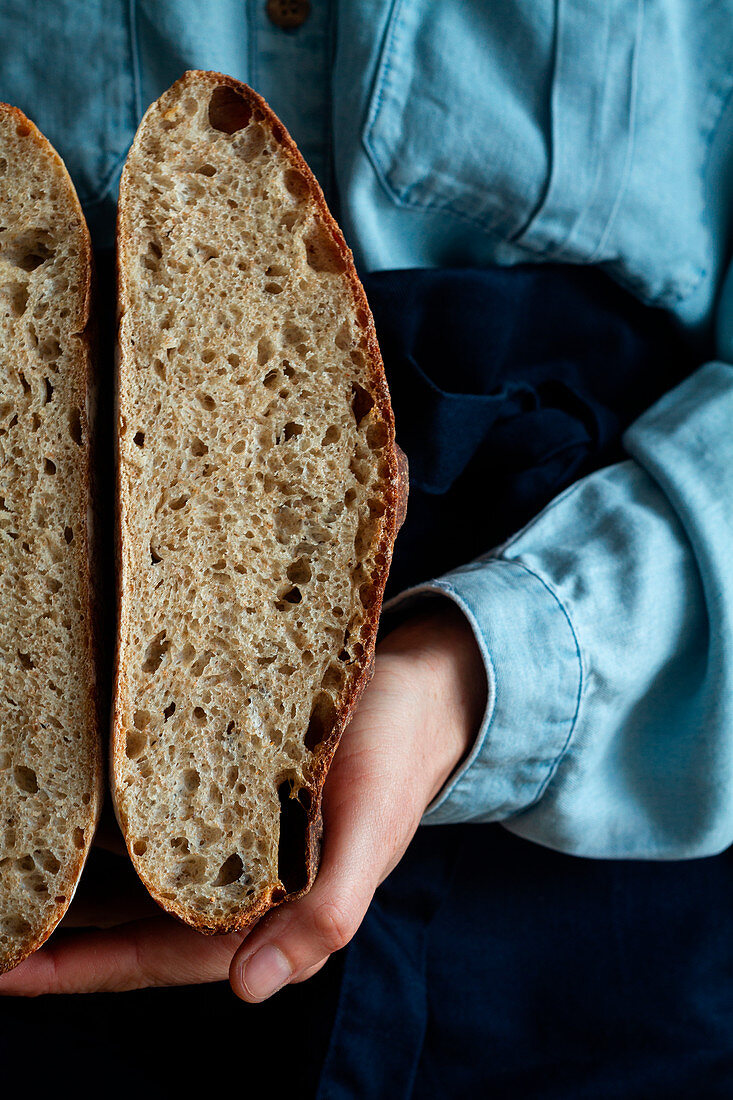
[241,944,292,1001]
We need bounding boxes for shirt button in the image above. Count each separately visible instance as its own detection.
[266,0,310,30]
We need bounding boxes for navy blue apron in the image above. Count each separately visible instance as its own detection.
[4,262,730,1100]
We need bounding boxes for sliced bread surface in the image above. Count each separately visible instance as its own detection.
[0,106,101,972]
[113,72,406,933]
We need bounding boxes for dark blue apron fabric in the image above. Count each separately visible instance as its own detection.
[364,266,695,597]
[316,267,733,1098]
[2,262,731,1099]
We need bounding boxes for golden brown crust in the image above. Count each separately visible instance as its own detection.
[0,104,102,973]
[113,71,407,934]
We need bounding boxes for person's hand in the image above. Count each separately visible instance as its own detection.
[0,603,486,997]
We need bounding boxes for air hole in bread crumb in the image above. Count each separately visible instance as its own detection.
[150,544,162,564]
[282,421,302,441]
[304,225,346,274]
[133,431,145,447]
[305,692,336,752]
[133,710,150,730]
[142,631,170,673]
[182,768,200,791]
[164,702,176,721]
[197,392,216,411]
[335,325,351,350]
[322,425,340,445]
[351,383,374,426]
[359,582,376,607]
[190,651,213,676]
[213,853,243,887]
[173,644,195,667]
[277,782,309,894]
[2,232,53,271]
[133,839,148,856]
[322,664,345,692]
[287,557,311,584]
[2,281,28,318]
[236,122,267,162]
[44,378,54,404]
[17,651,34,670]
[197,163,217,176]
[265,282,283,294]
[64,526,74,543]
[283,585,301,604]
[126,729,146,759]
[39,337,61,363]
[12,765,38,794]
[190,436,208,456]
[193,707,207,726]
[350,457,370,485]
[208,85,252,134]
[366,422,389,449]
[2,916,31,936]
[283,324,305,346]
[36,849,60,873]
[169,494,189,511]
[68,408,83,445]
[284,168,309,200]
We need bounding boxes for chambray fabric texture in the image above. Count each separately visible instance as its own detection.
[4,0,733,327]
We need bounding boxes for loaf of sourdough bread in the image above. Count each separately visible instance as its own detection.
[0,105,101,972]
[112,72,406,933]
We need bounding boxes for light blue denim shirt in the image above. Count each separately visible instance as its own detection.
[3,0,733,858]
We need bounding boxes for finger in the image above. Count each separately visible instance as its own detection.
[0,917,244,995]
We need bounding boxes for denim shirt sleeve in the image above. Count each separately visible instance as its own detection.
[387,361,733,859]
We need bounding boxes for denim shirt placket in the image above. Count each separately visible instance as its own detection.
[247,0,334,200]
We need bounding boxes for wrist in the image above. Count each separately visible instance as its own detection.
[378,603,488,805]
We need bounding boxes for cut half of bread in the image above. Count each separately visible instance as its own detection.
[0,106,101,972]
[113,72,406,934]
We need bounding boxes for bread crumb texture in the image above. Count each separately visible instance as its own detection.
[0,107,98,970]
[115,74,398,927]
